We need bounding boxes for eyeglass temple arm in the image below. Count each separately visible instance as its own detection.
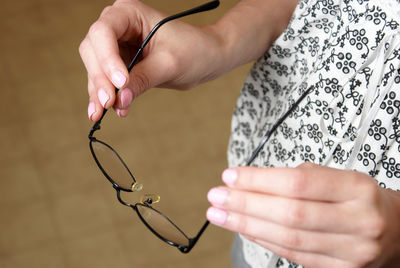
[179,220,210,253]
[176,86,315,252]
[128,0,220,73]
[245,86,314,165]
[88,0,220,139]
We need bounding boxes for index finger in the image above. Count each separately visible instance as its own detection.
[87,1,155,89]
[222,163,371,202]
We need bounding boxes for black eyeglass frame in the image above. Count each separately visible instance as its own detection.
[88,136,209,253]
[88,0,314,254]
[88,0,220,254]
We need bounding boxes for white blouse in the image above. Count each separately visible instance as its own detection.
[228,0,400,267]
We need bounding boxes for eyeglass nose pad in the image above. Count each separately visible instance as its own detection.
[131,182,143,192]
[140,194,160,205]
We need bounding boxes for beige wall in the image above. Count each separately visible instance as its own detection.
[0,0,252,267]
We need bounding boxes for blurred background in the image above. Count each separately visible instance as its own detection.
[0,0,252,267]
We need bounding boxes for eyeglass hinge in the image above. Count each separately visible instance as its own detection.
[88,122,101,139]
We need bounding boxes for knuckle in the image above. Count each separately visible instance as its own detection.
[233,214,250,235]
[92,73,105,86]
[298,162,315,169]
[288,169,308,196]
[166,53,180,73]
[356,243,382,266]
[159,51,181,78]
[364,183,381,203]
[232,191,249,213]
[284,201,306,227]
[88,21,109,38]
[280,230,303,249]
[78,40,88,57]
[352,171,376,195]
[366,213,386,239]
[246,168,258,185]
[100,5,112,17]
[132,72,151,93]
[115,0,137,5]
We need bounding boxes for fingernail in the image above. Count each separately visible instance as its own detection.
[120,88,133,108]
[207,188,228,206]
[115,108,128,117]
[111,71,126,88]
[88,102,95,120]
[97,88,109,108]
[222,169,237,186]
[207,207,227,226]
[115,108,122,117]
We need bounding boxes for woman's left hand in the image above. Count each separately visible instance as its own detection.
[206,163,400,268]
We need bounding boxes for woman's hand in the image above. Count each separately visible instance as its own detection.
[79,0,298,121]
[207,163,400,267]
[79,0,226,121]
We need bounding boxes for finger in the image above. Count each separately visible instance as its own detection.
[126,52,176,98]
[114,107,129,118]
[222,163,368,202]
[249,236,381,268]
[111,52,177,113]
[87,4,140,89]
[114,88,134,110]
[87,78,102,121]
[207,187,360,233]
[206,207,367,262]
[80,39,116,110]
[244,236,352,268]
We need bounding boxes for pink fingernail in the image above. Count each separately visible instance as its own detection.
[111,71,126,88]
[115,108,122,117]
[222,169,237,186]
[207,188,228,206]
[120,88,133,108]
[115,108,128,117]
[207,207,227,226]
[97,88,109,108]
[88,102,96,120]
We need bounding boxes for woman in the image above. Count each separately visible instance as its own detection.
[79,0,400,267]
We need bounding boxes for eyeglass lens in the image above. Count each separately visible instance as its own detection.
[91,141,134,190]
[136,204,190,246]
[92,140,190,246]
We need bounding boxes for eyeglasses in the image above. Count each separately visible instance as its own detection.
[88,0,220,254]
[88,0,313,254]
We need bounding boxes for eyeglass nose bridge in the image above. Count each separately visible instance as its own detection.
[114,186,160,207]
[115,187,132,207]
[140,194,160,205]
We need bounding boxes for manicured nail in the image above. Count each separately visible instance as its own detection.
[120,88,133,108]
[222,169,237,186]
[115,108,128,118]
[207,207,227,226]
[97,88,109,108]
[207,188,228,206]
[115,108,122,117]
[111,71,126,88]
[88,102,96,120]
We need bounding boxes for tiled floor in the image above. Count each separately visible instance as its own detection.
[0,0,251,267]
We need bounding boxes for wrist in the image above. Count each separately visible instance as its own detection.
[209,0,298,72]
[194,24,229,81]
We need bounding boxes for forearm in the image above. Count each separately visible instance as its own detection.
[211,0,299,72]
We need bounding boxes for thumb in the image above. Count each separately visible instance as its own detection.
[114,52,175,109]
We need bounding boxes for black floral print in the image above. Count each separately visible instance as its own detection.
[228,0,400,267]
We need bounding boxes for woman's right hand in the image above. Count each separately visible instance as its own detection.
[79,0,226,121]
